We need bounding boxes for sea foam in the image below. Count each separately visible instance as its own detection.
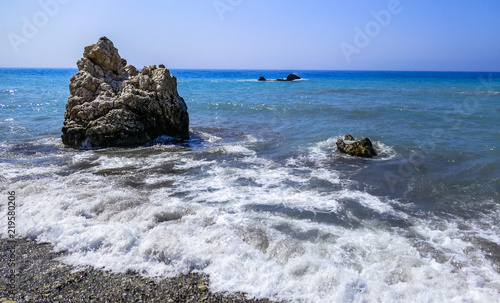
[2,134,499,303]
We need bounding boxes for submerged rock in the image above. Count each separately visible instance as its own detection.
[61,37,189,148]
[258,76,267,81]
[336,135,377,158]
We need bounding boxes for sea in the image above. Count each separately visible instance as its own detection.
[1,68,499,302]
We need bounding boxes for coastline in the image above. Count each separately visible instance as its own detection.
[0,238,280,303]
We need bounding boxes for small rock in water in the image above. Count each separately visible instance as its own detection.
[336,135,377,158]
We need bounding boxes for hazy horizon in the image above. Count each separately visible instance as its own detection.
[2,67,500,73]
[2,0,500,72]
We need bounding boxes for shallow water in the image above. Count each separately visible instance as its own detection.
[1,68,500,302]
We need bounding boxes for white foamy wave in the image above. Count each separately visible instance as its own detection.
[223,144,257,156]
[372,140,397,159]
[192,129,223,143]
[86,155,142,170]
[1,140,499,303]
[2,89,17,94]
[337,189,394,214]
[457,90,500,96]
[0,163,64,180]
[310,168,341,185]
[289,137,338,166]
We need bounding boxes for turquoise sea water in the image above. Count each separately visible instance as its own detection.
[1,68,500,302]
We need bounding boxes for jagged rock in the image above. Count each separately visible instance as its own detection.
[61,37,189,148]
[286,73,301,81]
[258,76,266,81]
[336,136,377,158]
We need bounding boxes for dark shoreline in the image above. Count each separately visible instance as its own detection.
[0,238,280,303]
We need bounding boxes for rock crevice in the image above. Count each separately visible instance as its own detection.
[62,37,189,148]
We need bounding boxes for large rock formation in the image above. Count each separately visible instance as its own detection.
[336,134,377,158]
[61,37,189,148]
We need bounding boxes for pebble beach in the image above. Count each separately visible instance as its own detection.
[0,239,278,303]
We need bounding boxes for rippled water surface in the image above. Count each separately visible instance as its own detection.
[1,69,500,302]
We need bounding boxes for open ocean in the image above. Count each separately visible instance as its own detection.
[1,68,500,302]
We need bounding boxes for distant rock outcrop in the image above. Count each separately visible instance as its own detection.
[285,73,301,81]
[61,37,189,148]
[336,135,377,158]
[258,73,301,82]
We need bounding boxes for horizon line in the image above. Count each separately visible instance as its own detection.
[0,67,499,73]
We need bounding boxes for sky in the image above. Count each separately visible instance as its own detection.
[1,0,500,71]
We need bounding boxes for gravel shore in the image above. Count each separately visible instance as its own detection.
[0,239,280,303]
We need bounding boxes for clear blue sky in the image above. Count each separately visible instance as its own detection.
[1,0,499,71]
